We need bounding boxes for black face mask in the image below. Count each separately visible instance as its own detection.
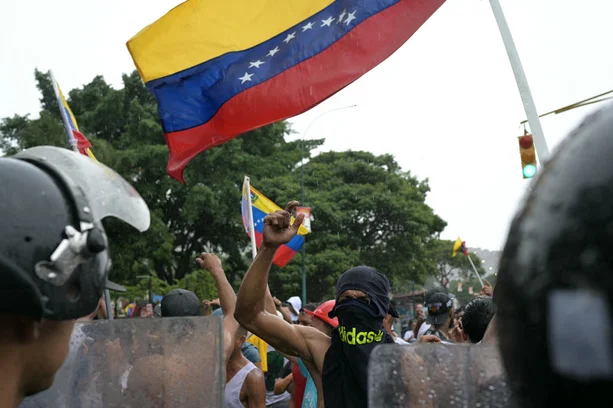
[322,299,394,408]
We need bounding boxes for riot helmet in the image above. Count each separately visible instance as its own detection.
[496,104,613,407]
[0,146,150,321]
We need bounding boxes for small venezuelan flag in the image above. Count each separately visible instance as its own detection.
[127,0,446,181]
[56,82,98,161]
[241,181,309,267]
[452,237,468,257]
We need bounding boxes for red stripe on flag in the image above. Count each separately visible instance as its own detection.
[164,0,445,181]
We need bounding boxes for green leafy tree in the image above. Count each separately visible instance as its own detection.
[267,151,447,300]
[1,69,448,303]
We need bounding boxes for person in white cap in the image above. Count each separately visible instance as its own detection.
[286,296,302,323]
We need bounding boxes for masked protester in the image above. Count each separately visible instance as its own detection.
[496,104,613,408]
[0,146,150,407]
[235,202,397,408]
[323,266,397,407]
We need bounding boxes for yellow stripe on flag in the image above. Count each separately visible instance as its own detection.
[452,237,463,257]
[250,186,309,236]
[126,0,333,83]
[57,83,80,132]
[86,148,98,162]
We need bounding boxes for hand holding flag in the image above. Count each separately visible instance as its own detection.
[262,201,305,249]
[241,178,308,267]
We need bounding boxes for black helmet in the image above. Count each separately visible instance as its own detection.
[0,146,150,321]
[496,104,613,407]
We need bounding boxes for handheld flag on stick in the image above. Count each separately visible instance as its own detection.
[50,72,114,317]
[127,0,446,182]
[241,177,309,267]
[452,238,467,257]
[452,238,484,287]
[50,71,97,161]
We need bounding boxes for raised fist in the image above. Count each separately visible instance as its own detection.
[196,253,223,273]
[262,201,305,248]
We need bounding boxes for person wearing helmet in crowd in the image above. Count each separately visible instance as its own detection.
[235,202,397,408]
[495,104,613,407]
[422,290,455,343]
[0,146,150,407]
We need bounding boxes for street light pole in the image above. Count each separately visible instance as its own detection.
[489,0,550,161]
[299,104,357,305]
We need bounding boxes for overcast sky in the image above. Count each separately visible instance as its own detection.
[1,0,612,251]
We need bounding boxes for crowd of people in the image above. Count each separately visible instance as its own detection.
[3,104,613,407]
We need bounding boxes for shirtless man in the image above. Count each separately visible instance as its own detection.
[235,202,397,408]
[196,253,265,408]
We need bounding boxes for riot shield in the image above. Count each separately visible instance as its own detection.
[19,316,224,408]
[368,344,516,408]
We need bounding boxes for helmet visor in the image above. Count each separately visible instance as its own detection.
[15,146,150,232]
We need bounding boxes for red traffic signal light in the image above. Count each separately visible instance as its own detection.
[518,134,537,178]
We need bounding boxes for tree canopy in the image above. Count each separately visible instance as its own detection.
[0,69,450,302]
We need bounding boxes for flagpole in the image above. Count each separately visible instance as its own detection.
[51,70,113,318]
[245,176,258,260]
[488,0,549,161]
[49,70,78,152]
[466,254,485,287]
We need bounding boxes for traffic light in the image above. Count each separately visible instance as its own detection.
[518,134,537,179]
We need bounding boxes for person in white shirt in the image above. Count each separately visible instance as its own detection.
[403,319,417,342]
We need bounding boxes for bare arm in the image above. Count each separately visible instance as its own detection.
[245,369,267,408]
[235,245,310,358]
[197,253,239,366]
[235,203,313,359]
[278,304,293,324]
[274,373,293,395]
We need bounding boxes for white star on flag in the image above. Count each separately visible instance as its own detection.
[249,60,265,68]
[321,16,335,27]
[302,22,314,31]
[344,11,357,25]
[283,32,296,43]
[239,72,254,84]
[338,9,347,23]
[267,47,280,57]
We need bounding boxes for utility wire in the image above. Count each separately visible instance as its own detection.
[520,89,613,125]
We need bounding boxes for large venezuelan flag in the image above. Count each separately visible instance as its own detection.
[127,0,446,181]
[56,83,98,161]
[241,182,309,267]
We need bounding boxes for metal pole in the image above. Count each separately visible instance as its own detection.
[489,0,550,161]
[104,289,113,320]
[299,104,357,305]
[301,142,307,305]
[412,281,416,318]
[466,254,485,287]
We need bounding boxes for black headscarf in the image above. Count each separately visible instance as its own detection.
[323,266,397,408]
